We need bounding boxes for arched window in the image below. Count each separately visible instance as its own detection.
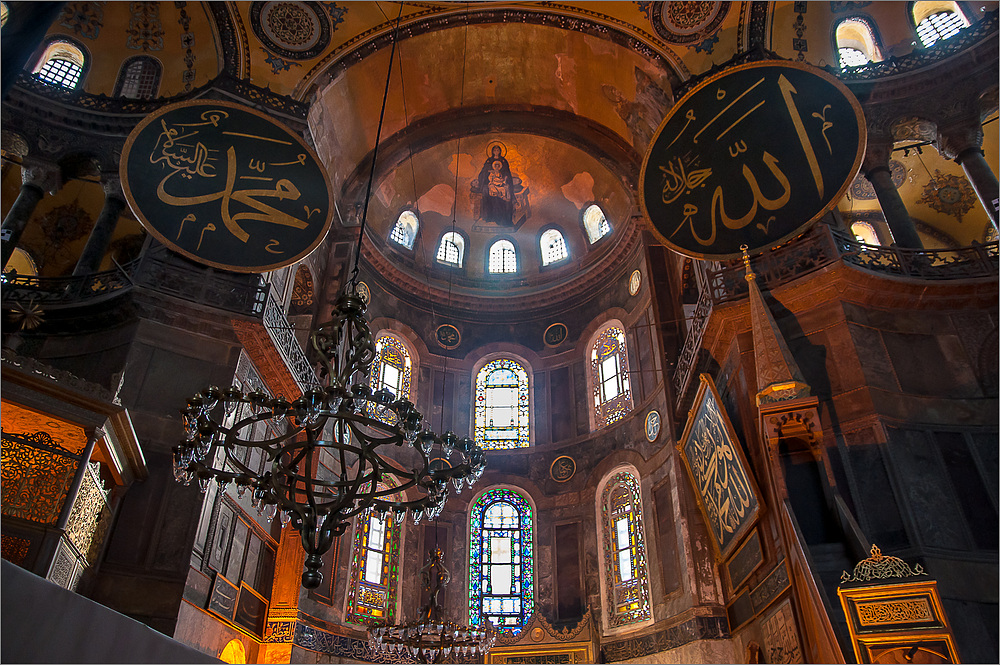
[488,239,517,274]
[389,210,419,250]
[835,18,882,68]
[475,358,530,450]
[1,3,9,28]
[345,490,403,626]
[115,56,161,99]
[583,204,612,244]
[367,333,413,423]
[539,228,568,266]
[851,221,880,246]
[33,41,86,89]
[591,324,633,428]
[913,2,968,47]
[219,639,246,664]
[436,231,465,267]
[599,470,651,629]
[469,488,534,634]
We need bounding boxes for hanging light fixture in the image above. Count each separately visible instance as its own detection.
[369,547,497,663]
[171,2,485,589]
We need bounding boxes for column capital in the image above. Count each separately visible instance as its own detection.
[100,174,125,202]
[19,158,61,194]
[862,138,894,176]
[937,120,984,161]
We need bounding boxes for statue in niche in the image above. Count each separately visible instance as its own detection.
[471,142,530,231]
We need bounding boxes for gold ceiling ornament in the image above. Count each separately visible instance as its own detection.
[8,299,45,330]
[840,544,927,584]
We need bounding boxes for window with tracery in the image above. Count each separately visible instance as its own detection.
[583,204,612,244]
[600,470,651,628]
[835,18,882,68]
[115,56,161,99]
[475,359,530,450]
[540,228,568,266]
[469,488,534,634]
[367,334,412,423]
[591,325,633,428]
[436,231,465,267]
[913,2,968,47]
[390,211,419,250]
[346,486,402,626]
[488,239,517,273]
[34,41,85,89]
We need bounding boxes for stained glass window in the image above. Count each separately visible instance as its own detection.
[591,325,633,428]
[475,359,530,450]
[583,205,611,244]
[469,488,534,634]
[346,483,402,626]
[437,231,465,267]
[367,334,412,423]
[489,239,517,273]
[600,471,651,627]
[540,228,568,265]
[390,211,419,250]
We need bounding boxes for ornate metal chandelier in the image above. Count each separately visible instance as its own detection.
[369,547,497,663]
[173,290,486,588]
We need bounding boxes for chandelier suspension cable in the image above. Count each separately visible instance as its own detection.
[346,0,405,294]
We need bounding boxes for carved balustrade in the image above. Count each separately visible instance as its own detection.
[261,288,321,392]
[1,260,139,309]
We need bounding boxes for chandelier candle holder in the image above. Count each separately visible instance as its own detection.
[369,547,498,663]
[173,291,487,588]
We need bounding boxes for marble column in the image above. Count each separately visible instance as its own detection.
[1,160,60,269]
[56,429,102,531]
[72,176,127,276]
[938,122,999,230]
[862,140,923,249]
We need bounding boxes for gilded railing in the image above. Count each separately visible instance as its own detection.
[65,462,112,566]
[262,288,321,392]
[0,260,139,309]
[1,430,80,524]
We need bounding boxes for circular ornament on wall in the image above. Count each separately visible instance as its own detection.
[543,323,568,348]
[435,324,461,350]
[849,159,906,200]
[629,269,642,296]
[549,455,576,483]
[356,281,371,305]
[645,410,661,442]
[648,1,730,44]
[250,1,330,60]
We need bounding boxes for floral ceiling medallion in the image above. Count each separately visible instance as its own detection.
[918,170,977,222]
[849,159,906,200]
[250,1,331,60]
[637,1,729,44]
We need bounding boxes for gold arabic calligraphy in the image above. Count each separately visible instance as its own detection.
[687,396,754,546]
[149,109,312,252]
[658,72,837,247]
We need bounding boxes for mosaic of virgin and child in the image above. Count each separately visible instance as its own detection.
[470,143,530,229]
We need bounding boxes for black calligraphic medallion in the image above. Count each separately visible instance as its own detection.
[543,323,567,348]
[549,455,576,482]
[435,324,461,350]
[640,60,865,259]
[120,99,334,272]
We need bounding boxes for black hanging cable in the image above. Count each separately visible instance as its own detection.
[347,1,405,293]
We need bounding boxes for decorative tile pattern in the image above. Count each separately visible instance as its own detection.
[637,1,729,44]
[918,170,977,222]
[59,2,105,39]
[250,1,332,60]
[850,160,906,200]
[175,2,196,90]
[126,1,165,51]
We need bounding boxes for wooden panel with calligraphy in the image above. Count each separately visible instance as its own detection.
[120,99,334,272]
[678,374,762,560]
[640,60,865,259]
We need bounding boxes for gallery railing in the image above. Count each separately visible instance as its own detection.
[0,260,139,309]
[261,287,320,392]
[674,223,999,407]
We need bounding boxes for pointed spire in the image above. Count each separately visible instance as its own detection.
[742,245,811,406]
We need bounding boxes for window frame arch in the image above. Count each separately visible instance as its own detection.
[32,37,90,90]
[113,55,162,99]
[472,353,533,450]
[368,331,416,406]
[344,480,405,627]
[850,221,881,247]
[487,237,519,274]
[435,229,467,269]
[581,203,613,245]
[468,485,536,636]
[910,1,969,47]
[596,466,653,634]
[586,320,635,431]
[833,16,884,69]
[388,209,420,252]
[538,225,570,267]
